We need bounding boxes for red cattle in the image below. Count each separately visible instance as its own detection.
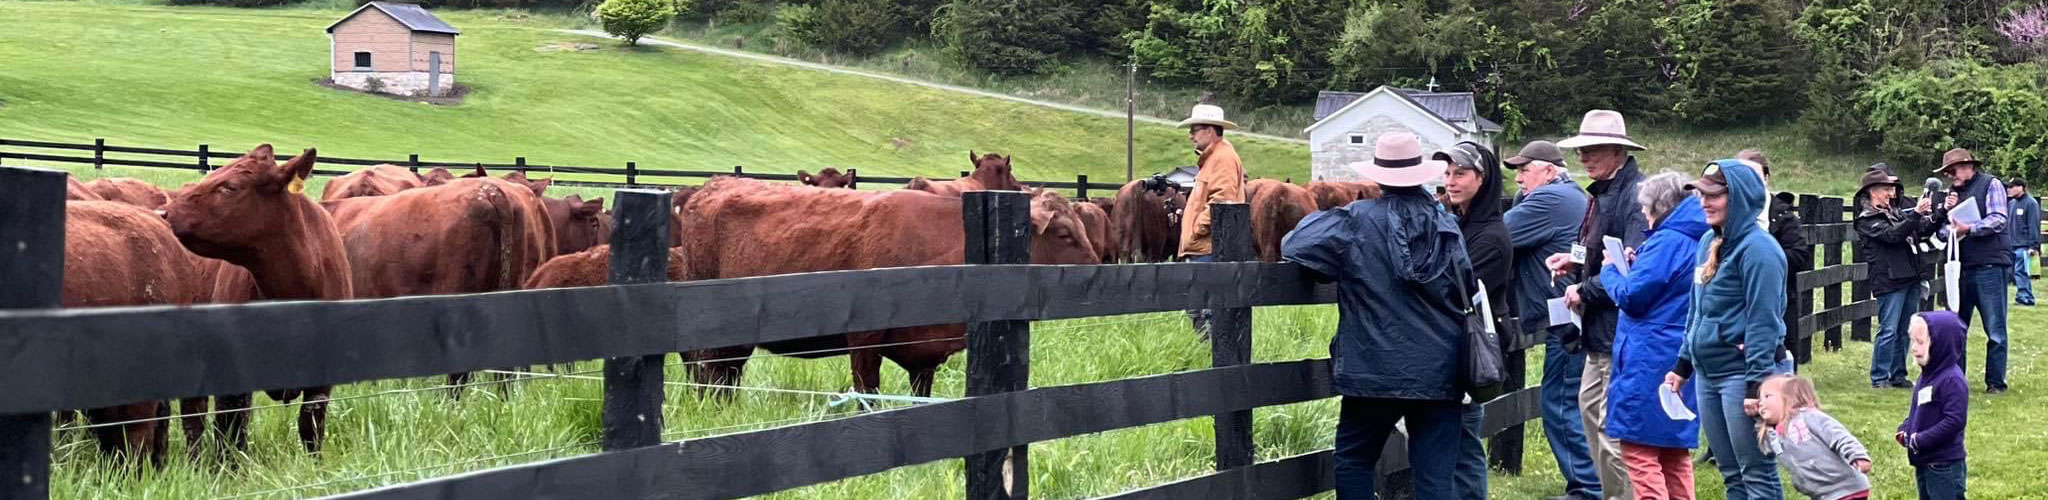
[1245,179,1319,262]
[1072,199,1119,264]
[84,178,170,209]
[1307,180,1381,210]
[668,185,701,247]
[903,152,1024,196]
[422,167,457,186]
[323,178,556,303]
[679,178,1096,397]
[322,164,426,201]
[798,168,858,189]
[61,201,218,467]
[162,145,354,455]
[523,244,689,289]
[1111,178,1187,263]
[66,176,103,201]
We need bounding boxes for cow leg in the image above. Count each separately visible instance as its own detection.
[214,393,254,459]
[85,403,157,467]
[149,403,170,470]
[447,372,472,400]
[297,386,333,455]
[850,348,885,395]
[684,346,752,400]
[178,397,210,461]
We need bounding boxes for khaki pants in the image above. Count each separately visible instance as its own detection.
[1580,353,1632,500]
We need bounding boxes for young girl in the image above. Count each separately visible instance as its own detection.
[1900,312,1970,499]
[1756,374,1872,499]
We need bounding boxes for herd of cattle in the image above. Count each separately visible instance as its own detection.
[45,146,1382,468]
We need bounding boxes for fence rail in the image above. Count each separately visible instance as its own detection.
[0,138,1134,198]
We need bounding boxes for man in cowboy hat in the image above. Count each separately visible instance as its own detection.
[1853,166,1938,389]
[1283,132,1470,499]
[1177,102,1247,335]
[1503,140,1601,500]
[1933,147,2015,393]
[1548,109,1648,500]
[2006,177,2039,306]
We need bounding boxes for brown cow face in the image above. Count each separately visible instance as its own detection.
[422,168,456,186]
[798,168,857,189]
[503,171,552,197]
[551,195,611,253]
[1028,190,1100,265]
[968,152,1021,191]
[163,145,316,260]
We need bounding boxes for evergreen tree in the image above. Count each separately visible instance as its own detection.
[939,0,1087,75]
[1664,0,1809,125]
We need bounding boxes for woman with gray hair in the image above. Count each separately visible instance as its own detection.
[1598,172,1709,498]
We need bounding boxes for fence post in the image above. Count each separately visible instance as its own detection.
[0,166,66,500]
[601,189,672,451]
[92,138,105,170]
[1795,194,1823,365]
[1821,196,1845,352]
[197,144,210,172]
[1076,174,1089,201]
[961,170,971,179]
[963,190,1031,500]
[847,168,858,189]
[408,154,420,173]
[515,157,526,175]
[626,162,638,187]
[1852,200,1872,342]
[1208,203,1255,470]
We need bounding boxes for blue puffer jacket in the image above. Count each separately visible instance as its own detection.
[1602,195,1706,449]
[1679,159,1789,399]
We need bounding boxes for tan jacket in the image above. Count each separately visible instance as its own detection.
[1179,139,1246,257]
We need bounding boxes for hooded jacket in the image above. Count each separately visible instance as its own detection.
[1855,200,1940,295]
[1902,311,1970,467]
[1675,160,1787,399]
[1771,192,1811,359]
[1575,157,1651,355]
[1451,143,1513,320]
[1602,196,1706,449]
[1505,174,1588,346]
[1284,186,1472,400]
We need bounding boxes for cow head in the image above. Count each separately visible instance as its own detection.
[798,168,858,189]
[503,171,552,197]
[422,168,456,186]
[65,175,103,201]
[1027,189,1100,265]
[668,185,701,247]
[967,151,1023,192]
[547,194,611,254]
[163,144,317,261]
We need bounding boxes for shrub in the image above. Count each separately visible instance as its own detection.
[773,4,825,49]
[596,0,680,45]
[167,0,294,6]
[1860,61,2048,181]
[940,0,1085,75]
[815,0,901,56]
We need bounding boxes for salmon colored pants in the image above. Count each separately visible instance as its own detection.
[1619,442,1694,500]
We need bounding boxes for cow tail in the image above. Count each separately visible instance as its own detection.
[476,182,521,292]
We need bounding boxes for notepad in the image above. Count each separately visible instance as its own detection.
[1604,235,1629,275]
[1547,297,1580,329]
[1660,383,1696,421]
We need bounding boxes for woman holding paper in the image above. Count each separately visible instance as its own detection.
[1599,172,1706,498]
[1666,159,1791,500]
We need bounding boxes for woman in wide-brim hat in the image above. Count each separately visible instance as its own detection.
[1351,132,1447,188]
[1853,166,1939,389]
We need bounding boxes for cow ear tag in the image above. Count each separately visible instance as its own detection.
[287,176,306,195]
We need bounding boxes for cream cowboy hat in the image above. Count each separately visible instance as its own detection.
[1556,109,1647,151]
[1351,132,1446,188]
[1177,104,1239,130]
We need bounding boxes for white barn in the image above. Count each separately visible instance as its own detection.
[1304,86,1502,182]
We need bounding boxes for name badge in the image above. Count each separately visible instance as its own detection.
[1917,386,1934,405]
[1570,243,1588,265]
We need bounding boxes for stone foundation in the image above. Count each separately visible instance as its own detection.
[332,71,455,97]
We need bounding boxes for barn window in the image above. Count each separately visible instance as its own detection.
[1348,134,1366,145]
[353,52,372,70]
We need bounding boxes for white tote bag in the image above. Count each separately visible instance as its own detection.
[1945,229,1963,309]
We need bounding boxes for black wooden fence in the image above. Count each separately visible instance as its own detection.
[0,164,1541,500]
[0,138,1133,198]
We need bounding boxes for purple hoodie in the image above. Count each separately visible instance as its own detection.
[1900,311,1969,467]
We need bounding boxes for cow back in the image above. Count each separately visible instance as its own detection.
[61,201,206,307]
[1247,179,1318,262]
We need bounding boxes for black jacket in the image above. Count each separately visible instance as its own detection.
[1771,192,1809,346]
[1856,205,1939,295]
[1573,158,1649,355]
[1454,145,1513,324]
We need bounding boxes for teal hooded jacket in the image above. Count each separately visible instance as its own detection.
[1677,159,1787,398]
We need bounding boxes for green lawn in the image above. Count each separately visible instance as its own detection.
[0,0,1309,188]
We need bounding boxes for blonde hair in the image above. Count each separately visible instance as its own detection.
[1764,374,1822,411]
[1699,237,1725,284]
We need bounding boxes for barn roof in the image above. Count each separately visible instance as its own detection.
[1309,87,1501,134]
[327,2,460,35]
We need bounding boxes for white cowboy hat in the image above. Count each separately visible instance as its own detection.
[1556,109,1647,151]
[1176,104,1239,130]
[1351,132,1446,188]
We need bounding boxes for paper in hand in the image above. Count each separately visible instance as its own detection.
[1950,197,1982,227]
[1546,297,1581,329]
[1660,383,1696,421]
[1603,235,1629,275]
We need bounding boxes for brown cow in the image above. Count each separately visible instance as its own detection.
[1072,199,1119,264]
[66,176,104,201]
[61,201,217,467]
[1245,179,1319,262]
[1307,180,1382,210]
[798,168,858,189]
[903,152,1024,196]
[541,194,611,255]
[322,164,426,201]
[1111,178,1188,263]
[422,167,457,186]
[668,185,701,248]
[162,145,354,456]
[84,178,170,209]
[680,178,1097,397]
[524,244,689,289]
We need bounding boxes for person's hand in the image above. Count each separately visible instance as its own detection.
[1625,247,1637,264]
[1664,372,1683,392]
[1916,197,1934,215]
[1946,192,1960,210]
[1546,253,1575,278]
[1954,221,1973,234]
[1895,431,1908,446]
[1743,398,1760,416]
[1565,284,1582,309]
[1853,459,1872,474]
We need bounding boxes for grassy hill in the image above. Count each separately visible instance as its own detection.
[0,0,1310,188]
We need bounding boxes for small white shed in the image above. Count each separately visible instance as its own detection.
[326,2,460,97]
[1304,86,1502,182]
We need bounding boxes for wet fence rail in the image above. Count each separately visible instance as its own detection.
[0,165,1540,500]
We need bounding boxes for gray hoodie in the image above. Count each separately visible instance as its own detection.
[1764,409,1872,500]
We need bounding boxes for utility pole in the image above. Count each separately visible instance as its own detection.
[1126,59,1137,183]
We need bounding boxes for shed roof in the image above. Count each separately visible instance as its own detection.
[1309,87,1501,134]
[327,2,460,35]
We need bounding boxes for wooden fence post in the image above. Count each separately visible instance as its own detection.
[625,162,638,187]
[408,154,420,173]
[1821,196,1845,353]
[964,190,1031,500]
[1208,203,1255,470]
[1795,194,1822,365]
[601,189,672,451]
[92,138,104,170]
[198,144,210,172]
[515,157,526,174]
[961,170,971,179]
[1852,202,1873,343]
[0,166,66,500]
[1491,196,1526,475]
[1076,174,1090,201]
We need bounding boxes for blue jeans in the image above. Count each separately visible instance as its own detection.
[1956,265,2010,391]
[1335,397,1462,500]
[1540,332,1600,498]
[1916,460,1967,499]
[2013,248,2035,304]
[1697,374,1781,500]
[1455,403,1487,499]
[1873,288,1919,385]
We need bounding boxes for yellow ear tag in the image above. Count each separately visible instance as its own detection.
[287,176,306,195]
